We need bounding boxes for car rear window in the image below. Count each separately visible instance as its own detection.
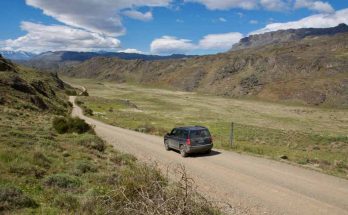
[189,129,211,139]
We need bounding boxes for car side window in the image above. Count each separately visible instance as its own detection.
[170,129,177,136]
[181,130,188,139]
[175,129,182,138]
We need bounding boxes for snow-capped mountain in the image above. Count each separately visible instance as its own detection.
[0,50,36,60]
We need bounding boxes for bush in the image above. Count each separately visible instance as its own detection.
[45,174,82,189]
[65,90,77,96]
[82,106,93,116]
[77,134,106,152]
[53,117,91,134]
[74,160,97,176]
[53,193,79,211]
[75,100,84,106]
[33,151,51,169]
[81,165,220,215]
[0,186,38,211]
[110,153,137,166]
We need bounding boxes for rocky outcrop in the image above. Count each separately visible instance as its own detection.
[0,54,16,71]
[0,55,72,111]
[231,23,348,51]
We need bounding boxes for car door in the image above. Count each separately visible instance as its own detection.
[172,129,182,150]
[179,129,188,148]
[168,128,178,149]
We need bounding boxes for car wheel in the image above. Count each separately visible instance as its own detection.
[205,149,212,154]
[164,140,170,151]
[180,145,188,157]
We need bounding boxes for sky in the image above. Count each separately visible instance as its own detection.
[0,0,347,55]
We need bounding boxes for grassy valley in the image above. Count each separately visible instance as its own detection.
[61,32,348,107]
[64,77,348,179]
[0,56,219,214]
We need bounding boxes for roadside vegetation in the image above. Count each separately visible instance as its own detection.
[0,58,220,214]
[0,107,219,214]
[66,77,348,179]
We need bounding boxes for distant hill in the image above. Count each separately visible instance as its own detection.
[60,31,348,107]
[0,50,36,60]
[19,51,195,72]
[231,23,348,51]
[31,51,194,62]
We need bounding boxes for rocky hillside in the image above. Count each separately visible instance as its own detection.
[61,32,348,107]
[0,54,72,113]
[231,23,348,51]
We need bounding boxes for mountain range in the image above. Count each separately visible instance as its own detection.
[0,50,36,60]
[59,24,348,107]
[14,51,195,72]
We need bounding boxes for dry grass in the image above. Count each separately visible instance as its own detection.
[0,105,221,214]
[63,77,348,178]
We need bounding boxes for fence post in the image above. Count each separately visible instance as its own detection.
[230,122,234,148]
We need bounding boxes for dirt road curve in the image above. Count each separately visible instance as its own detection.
[70,96,348,215]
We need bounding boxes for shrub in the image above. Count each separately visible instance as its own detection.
[65,90,77,96]
[0,186,38,211]
[53,117,69,134]
[45,174,82,189]
[53,117,91,134]
[81,165,220,215]
[74,160,97,176]
[9,162,33,176]
[77,134,106,152]
[110,153,137,166]
[75,100,84,105]
[82,106,93,116]
[53,193,79,211]
[33,151,51,169]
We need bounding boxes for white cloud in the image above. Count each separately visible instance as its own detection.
[184,0,291,11]
[199,32,243,49]
[184,0,259,10]
[236,12,244,18]
[150,32,243,54]
[219,17,227,22]
[122,10,153,21]
[260,0,288,11]
[119,48,145,54]
[250,8,348,35]
[2,22,120,53]
[295,0,334,13]
[150,36,196,54]
[176,19,184,23]
[25,0,171,36]
[249,19,259,24]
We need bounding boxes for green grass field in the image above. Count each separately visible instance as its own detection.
[63,77,348,179]
[0,97,219,214]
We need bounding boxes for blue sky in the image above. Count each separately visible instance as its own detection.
[0,0,347,55]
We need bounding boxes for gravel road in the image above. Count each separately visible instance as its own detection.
[70,96,348,215]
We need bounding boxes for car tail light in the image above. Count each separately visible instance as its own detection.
[186,138,191,145]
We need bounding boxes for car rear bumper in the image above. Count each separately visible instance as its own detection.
[187,144,213,153]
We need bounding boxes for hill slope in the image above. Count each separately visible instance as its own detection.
[0,55,70,112]
[0,55,219,214]
[231,23,348,51]
[61,32,348,107]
